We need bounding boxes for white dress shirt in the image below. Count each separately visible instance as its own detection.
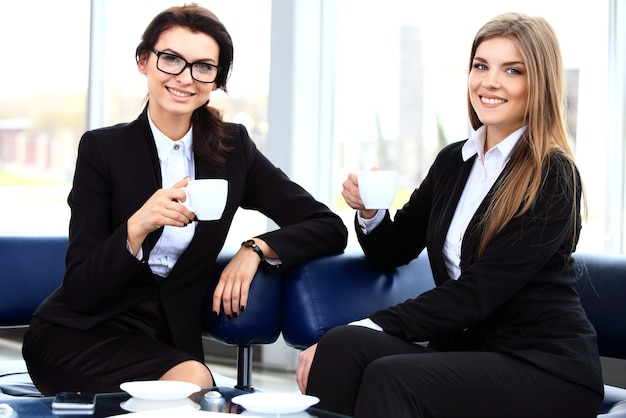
[128,113,197,278]
[441,125,525,279]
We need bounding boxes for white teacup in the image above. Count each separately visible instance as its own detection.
[358,170,398,210]
[181,179,228,221]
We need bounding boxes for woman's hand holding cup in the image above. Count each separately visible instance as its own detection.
[342,168,398,219]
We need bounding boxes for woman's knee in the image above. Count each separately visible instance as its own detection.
[319,325,388,353]
[160,360,214,388]
[355,358,423,418]
[320,325,358,347]
[361,357,407,392]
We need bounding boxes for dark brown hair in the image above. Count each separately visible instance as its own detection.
[135,3,234,168]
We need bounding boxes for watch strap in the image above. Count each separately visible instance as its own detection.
[241,239,264,261]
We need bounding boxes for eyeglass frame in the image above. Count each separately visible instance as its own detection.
[151,49,221,83]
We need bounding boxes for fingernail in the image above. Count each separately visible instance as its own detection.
[226,314,232,319]
[213,311,219,316]
[240,306,246,312]
[233,312,239,318]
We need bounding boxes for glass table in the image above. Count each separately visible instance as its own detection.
[0,387,350,417]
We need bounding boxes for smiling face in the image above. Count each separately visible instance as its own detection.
[468,36,528,149]
[138,26,220,134]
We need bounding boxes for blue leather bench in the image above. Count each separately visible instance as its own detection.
[0,236,67,328]
[280,250,626,417]
[2,235,626,417]
[0,235,282,395]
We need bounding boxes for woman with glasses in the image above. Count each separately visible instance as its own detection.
[296,12,603,418]
[22,3,347,395]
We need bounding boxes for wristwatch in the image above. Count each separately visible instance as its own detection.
[241,239,264,261]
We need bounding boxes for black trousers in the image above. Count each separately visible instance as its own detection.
[306,326,602,418]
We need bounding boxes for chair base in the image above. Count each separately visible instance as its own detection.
[235,346,255,392]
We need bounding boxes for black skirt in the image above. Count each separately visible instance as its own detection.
[22,289,200,396]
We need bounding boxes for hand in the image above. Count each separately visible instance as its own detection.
[296,343,318,394]
[212,243,262,317]
[341,169,378,219]
[127,177,195,254]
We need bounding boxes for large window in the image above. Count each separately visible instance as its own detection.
[320,0,614,253]
[1,0,623,255]
[0,1,271,244]
[0,1,90,235]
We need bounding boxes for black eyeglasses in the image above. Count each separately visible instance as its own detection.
[152,49,221,83]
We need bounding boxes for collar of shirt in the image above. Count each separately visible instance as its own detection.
[461,125,527,163]
[148,111,194,165]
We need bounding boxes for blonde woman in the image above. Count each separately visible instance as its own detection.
[297,12,602,418]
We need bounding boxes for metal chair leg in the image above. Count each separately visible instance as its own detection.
[235,345,255,391]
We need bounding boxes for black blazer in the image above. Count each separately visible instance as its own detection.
[361,141,603,395]
[34,109,348,361]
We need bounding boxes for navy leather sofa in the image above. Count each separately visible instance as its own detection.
[2,235,626,417]
[280,250,626,417]
[0,235,282,394]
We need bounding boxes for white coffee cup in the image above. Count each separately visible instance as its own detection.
[181,179,228,221]
[358,170,398,209]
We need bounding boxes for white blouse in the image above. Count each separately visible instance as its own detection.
[128,113,197,278]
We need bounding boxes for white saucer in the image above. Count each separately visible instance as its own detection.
[109,406,223,417]
[231,392,319,414]
[120,380,201,401]
[240,411,311,418]
[120,397,200,413]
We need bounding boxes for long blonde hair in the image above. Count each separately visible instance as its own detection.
[467,13,585,257]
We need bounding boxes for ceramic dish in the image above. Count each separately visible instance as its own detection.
[119,380,201,401]
[231,392,319,414]
[120,396,200,412]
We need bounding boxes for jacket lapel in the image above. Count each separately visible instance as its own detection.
[135,108,165,254]
[431,153,476,280]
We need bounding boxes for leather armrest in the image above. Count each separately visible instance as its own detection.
[202,253,282,346]
[281,250,435,349]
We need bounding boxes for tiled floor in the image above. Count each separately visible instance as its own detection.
[0,328,298,394]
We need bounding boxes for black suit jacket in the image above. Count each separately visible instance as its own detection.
[34,109,348,360]
[361,141,603,395]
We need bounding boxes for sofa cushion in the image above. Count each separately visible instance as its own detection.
[0,236,66,326]
[574,253,626,360]
[281,250,435,349]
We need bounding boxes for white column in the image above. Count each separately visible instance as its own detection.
[87,0,107,130]
[606,0,626,253]
[261,0,337,371]
[265,0,337,204]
